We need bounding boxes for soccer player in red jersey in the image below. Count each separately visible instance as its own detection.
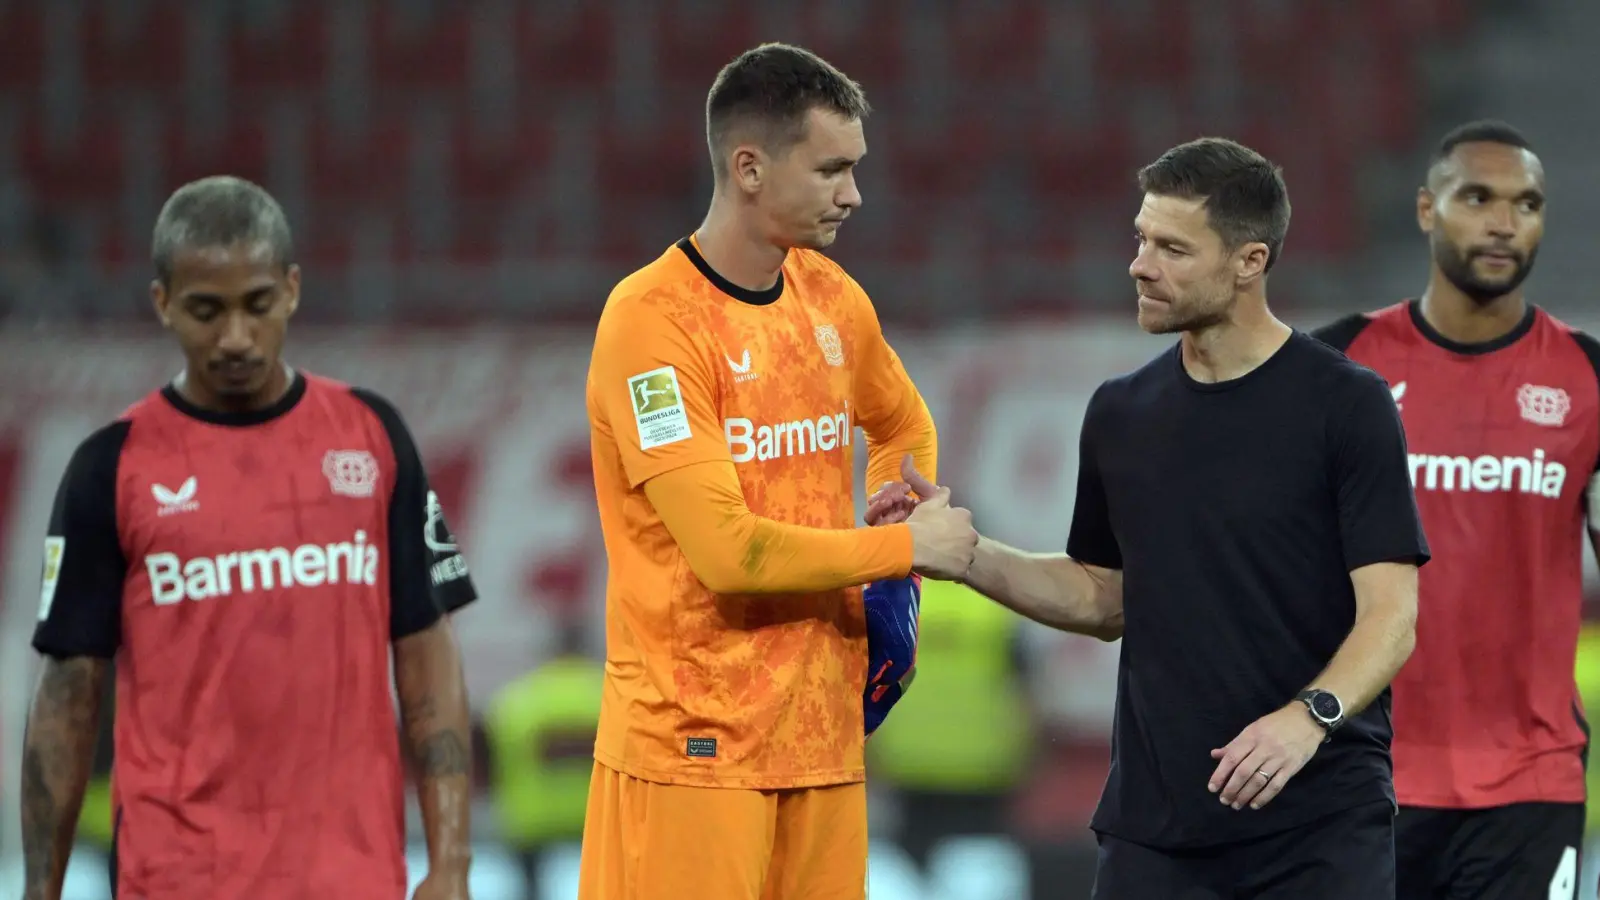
[1314,121,1596,899]
[20,176,478,900]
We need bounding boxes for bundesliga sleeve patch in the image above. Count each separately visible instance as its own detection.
[424,489,470,587]
[38,536,64,621]
[628,366,692,450]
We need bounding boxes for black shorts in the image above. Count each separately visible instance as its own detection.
[1091,800,1396,900]
[1396,802,1584,900]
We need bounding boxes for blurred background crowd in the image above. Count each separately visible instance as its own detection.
[3,1,1600,898]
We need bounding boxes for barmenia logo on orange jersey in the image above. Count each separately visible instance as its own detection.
[725,405,852,463]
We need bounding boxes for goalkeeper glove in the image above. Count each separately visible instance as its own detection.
[863,574,921,737]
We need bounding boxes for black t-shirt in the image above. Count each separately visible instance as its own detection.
[1068,331,1430,848]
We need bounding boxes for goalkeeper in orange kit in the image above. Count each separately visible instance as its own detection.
[577,42,978,900]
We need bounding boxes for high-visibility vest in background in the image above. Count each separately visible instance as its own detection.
[77,681,116,848]
[485,655,605,848]
[869,580,1033,793]
[1574,624,1600,834]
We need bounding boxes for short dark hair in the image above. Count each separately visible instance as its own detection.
[151,175,294,284]
[1137,137,1292,272]
[1433,119,1533,164]
[705,43,871,179]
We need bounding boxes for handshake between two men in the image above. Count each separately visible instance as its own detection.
[877,454,980,579]
[860,455,980,737]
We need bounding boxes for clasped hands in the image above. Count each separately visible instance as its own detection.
[866,455,977,581]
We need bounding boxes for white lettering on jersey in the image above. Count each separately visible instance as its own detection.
[146,531,380,605]
[1408,448,1567,498]
[725,406,852,463]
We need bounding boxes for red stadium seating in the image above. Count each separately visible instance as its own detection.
[226,3,326,93]
[81,2,186,91]
[18,110,124,207]
[162,120,271,189]
[0,7,44,89]
[1,0,1479,320]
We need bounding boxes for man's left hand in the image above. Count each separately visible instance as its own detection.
[413,871,471,900]
[866,480,917,526]
[1208,703,1326,810]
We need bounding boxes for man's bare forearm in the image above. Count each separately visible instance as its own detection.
[961,537,1124,641]
[1306,565,1419,716]
[394,618,473,874]
[22,656,108,900]
[1305,605,1416,717]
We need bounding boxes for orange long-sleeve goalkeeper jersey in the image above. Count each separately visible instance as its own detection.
[585,237,937,790]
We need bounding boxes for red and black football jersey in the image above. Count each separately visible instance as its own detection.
[1315,301,1600,810]
[32,371,477,900]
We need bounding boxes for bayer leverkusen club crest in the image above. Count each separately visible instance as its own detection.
[1516,384,1570,428]
[323,449,379,497]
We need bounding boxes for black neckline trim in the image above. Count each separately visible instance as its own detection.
[676,237,784,306]
[1175,330,1302,393]
[161,369,307,426]
[1408,298,1536,356]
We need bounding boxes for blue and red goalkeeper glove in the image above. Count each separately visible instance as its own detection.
[863,574,921,737]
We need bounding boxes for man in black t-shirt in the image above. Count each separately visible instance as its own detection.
[871,139,1430,899]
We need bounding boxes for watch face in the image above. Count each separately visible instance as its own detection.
[1310,692,1341,720]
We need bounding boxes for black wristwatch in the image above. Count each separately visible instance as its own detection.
[1296,689,1345,742]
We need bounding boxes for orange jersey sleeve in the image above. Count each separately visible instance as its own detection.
[588,280,914,591]
[643,460,912,594]
[848,277,938,492]
[588,284,730,487]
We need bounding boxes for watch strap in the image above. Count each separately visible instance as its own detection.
[1296,689,1343,743]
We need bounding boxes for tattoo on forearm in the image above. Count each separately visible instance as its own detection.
[401,695,437,724]
[395,627,470,780]
[21,657,106,897]
[413,730,470,777]
[394,624,473,863]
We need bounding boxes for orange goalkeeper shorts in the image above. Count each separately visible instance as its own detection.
[576,761,867,900]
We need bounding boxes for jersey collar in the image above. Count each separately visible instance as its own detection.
[1408,298,1537,356]
[161,369,307,426]
[676,237,785,307]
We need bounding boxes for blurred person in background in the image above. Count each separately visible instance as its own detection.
[1578,624,1600,841]
[484,611,603,900]
[579,41,972,900]
[873,138,1428,899]
[863,508,1035,874]
[1315,120,1597,900]
[20,175,478,900]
